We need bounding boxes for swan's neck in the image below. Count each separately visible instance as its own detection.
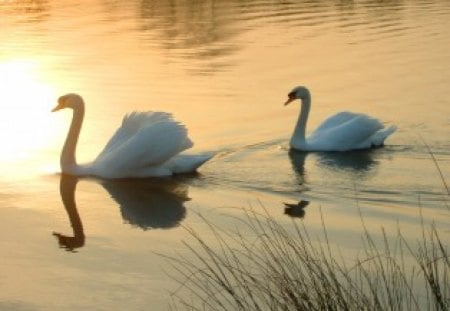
[61,105,84,173]
[290,96,311,149]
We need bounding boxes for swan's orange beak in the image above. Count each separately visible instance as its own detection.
[52,96,66,112]
[284,97,295,106]
[51,103,63,112]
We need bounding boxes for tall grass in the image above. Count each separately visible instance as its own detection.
[165,209,449,310]
[420,135,450,197]
[165,139,449,310]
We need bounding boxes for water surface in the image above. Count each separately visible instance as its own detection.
[1,0,449,309]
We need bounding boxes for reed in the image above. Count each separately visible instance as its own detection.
[165,209,449,311]
[419,135,450,197]
[165,139,449,310]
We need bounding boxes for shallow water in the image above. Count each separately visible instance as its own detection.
[1,0,449,309]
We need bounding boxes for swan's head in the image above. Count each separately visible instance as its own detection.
[52,93,84,112]
[284,86,310,106]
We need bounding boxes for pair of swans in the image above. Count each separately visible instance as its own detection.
[53,86,396,179]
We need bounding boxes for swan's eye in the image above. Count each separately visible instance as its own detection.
[288,91,296,99]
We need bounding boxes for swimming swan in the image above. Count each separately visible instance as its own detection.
[284,86,396,151]
[52,93,212,178]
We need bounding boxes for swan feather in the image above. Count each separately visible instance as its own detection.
[93,112,193,178]
[307,112,385,151]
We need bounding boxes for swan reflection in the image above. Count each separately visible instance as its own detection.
[283,200,309,218]
[288,149,377,176]
[315,150,377,173]
[100,178,189,230]
[285,149,377,218]
[284,151,309,218]
[288,150,308,179]
[53,174,84,252]
[54,174,189,251]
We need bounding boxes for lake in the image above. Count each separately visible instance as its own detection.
[0,0,449,310]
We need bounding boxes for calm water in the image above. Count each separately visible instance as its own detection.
[1,0,449,309]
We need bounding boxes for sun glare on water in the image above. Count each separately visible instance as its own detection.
[0,60,58,169]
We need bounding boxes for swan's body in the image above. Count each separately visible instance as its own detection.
[284,86,396,151]
[52,94,211,178]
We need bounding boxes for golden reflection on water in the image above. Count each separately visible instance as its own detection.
[0,59,58,165]
[0,1,449,310]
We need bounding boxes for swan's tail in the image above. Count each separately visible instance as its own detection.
[371,125,397,147]
[168,153,214,174]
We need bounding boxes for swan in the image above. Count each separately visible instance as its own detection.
[52,93,212,178]
[284,86,396,151]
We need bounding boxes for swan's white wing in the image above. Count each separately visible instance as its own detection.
[313,111,362,133]
[97,112,173,159]
[308,113,384,151]
[93,112,193,178]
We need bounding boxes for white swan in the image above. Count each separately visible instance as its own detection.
[284,86,396,151]
[52,93,212,178]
